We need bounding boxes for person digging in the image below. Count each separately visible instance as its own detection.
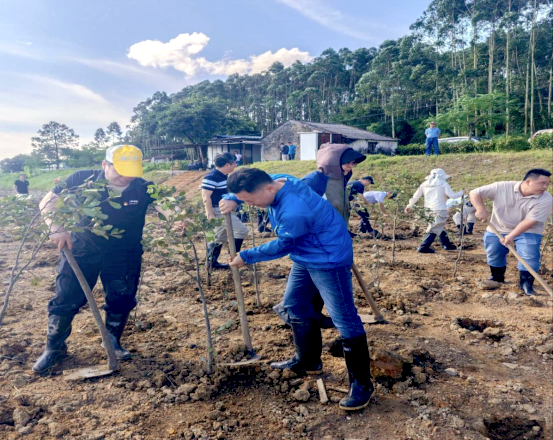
[405,168,464,253]
[201,153,249,269]
[470,169,552,295]
[221,168,375,411]
[33,145,177,374]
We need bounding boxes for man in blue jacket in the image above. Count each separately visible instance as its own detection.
[220,168,374,411]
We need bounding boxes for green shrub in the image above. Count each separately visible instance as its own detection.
[396,144,425,155]
[530,133,553,150]
[441,141,480,154]
[494,136,530,152]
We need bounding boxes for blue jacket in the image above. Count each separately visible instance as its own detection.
[236,177,353,269]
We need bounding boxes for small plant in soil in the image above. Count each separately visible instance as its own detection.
[142,184,223,373]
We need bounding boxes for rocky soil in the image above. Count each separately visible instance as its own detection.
[0,216,552,440]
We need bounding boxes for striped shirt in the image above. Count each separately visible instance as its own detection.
[201,169,228,207]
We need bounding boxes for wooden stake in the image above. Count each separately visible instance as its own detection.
[317,378,329,404]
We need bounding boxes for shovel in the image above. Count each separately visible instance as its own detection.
[352,262,386,324]
[61,245,119,380]
[219,214,262,366]
[488,223,553,298]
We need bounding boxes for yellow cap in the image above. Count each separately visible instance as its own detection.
[106,145,143,177]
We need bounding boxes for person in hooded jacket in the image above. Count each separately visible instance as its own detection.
[298,144,366,327]
[405,169,464,253]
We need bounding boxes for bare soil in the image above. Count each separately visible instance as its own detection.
[0,215,552,440]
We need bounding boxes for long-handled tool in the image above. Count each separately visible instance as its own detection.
[351,262,386,324]
[61,246,119,380]
[220,214,262,366]
[488,223,553,298]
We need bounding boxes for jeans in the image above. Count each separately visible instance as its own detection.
[289,153,295,160]
[483,231,542,272]
[425,137,440,155]
[281,262,365,340]
[48,236,142,316]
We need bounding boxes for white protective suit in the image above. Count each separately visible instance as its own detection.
[407,169,464,234]
[447,195,476,227]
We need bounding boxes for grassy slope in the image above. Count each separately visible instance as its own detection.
[249,150,552,191]
[1,150,549,192]
[0,169,172,191]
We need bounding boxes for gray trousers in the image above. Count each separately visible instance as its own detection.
[426,210,448,235]
[213,207,249,244]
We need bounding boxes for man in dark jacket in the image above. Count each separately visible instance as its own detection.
[14,174,30,194]
[222,168,375,412]
[32,145,171,374]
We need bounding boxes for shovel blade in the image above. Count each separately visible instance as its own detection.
[219,352,262,367]
[359,314,386,324]
[63,365,114,381]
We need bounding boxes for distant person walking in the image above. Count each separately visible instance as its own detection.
[14,173,29,194]
[234,151,243,166]
[424,122,441,156]
[280,143,289,161]
[287,141,297,160]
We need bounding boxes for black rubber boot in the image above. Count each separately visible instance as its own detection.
[207,242,229,269]
[417,233,436,253]
[466,223,474,234]
[270,320,322,374]
[104,312,132,360]
[339,334,375,411]
[520,271,536,296]
[234,238,244,253]
[32,314,73,374]
[488,266,506,282]
[455,224,462,235]
[439,231,457,250]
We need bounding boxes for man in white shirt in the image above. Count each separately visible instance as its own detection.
[405,168,464,253]
[357,191,396,236]
[470,169,552,295]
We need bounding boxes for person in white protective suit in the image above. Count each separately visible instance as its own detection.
[447,195,476,235]
[404,168,464,253]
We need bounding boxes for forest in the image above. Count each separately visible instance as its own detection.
[127,0,553,148]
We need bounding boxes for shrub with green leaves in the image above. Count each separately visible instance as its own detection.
[494,136,530,152]
[530,133,553,150]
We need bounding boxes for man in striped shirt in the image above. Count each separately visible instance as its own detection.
[202,153,249,269]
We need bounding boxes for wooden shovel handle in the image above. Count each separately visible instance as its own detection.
[352,262,384,321]
[487,223,553,298]
[62,246,119,370]
[224,214,254,351]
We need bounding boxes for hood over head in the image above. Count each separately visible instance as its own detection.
[425,168,450,187]
[317,143,365,180]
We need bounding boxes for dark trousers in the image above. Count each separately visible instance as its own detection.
[257,210,271,232]
[353,203,373,233]
[48,238,143,317]
[289,153,295,160]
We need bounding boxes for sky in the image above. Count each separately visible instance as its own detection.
[0,0,431,159]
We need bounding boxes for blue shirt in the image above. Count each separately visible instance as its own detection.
[236,179,353,269]
[425,127,441,138]
[288,144,296,154]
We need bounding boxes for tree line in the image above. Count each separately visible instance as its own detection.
[2,0,552,173]
[127,0,553,147]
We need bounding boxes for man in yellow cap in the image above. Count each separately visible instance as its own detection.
[33,145,160,373]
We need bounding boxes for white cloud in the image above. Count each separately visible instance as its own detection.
[127,32,312,77]
[276,0,386,42]
[0,73,130,158]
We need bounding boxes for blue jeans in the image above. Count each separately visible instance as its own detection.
[425,137,440,155]
[483,231,542,272]
[281,262,365,340]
